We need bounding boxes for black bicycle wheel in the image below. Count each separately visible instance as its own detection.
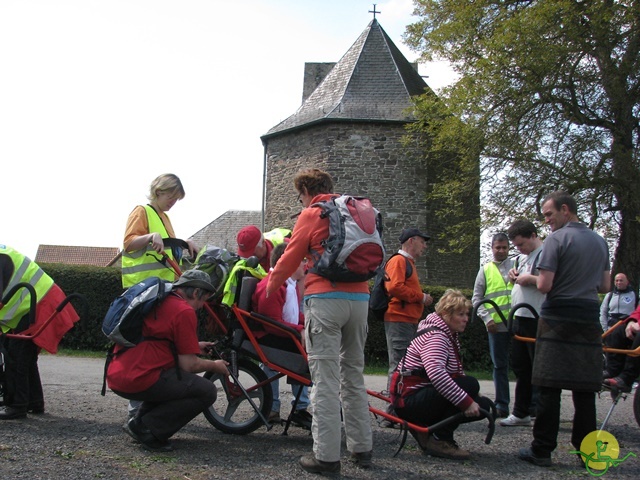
[203,357,273,435]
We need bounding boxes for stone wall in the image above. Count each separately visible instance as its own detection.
[263,122,479,288]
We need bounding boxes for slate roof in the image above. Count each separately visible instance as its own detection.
[263,19,432,139]
[189,210,262,253]
[35,245,120,267]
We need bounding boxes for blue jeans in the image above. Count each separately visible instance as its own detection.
[262,364,309,412]
[488,330,510,412]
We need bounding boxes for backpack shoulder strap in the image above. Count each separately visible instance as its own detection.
[101,343,118,396]
[530,249,543,274]
[404,256,413,279]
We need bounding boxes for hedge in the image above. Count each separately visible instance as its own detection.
[37,264,492,371]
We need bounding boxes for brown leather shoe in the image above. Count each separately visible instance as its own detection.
[424,436,471,460]
[409,429,430,450]
[299,455,341,475]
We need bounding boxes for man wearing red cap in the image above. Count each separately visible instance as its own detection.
[236,226,291,272]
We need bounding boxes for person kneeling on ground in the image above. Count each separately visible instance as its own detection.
[391,289,494,460]
[106,270,229,452]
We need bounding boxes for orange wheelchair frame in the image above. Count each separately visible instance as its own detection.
[474,298,640,430]
[162,243,495,452]
[188,263,496,453]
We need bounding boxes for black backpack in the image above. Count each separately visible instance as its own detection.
[369,254,412,321]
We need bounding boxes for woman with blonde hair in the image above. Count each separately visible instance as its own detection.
[121,173,197,288]
[391,289,494,460]
[120,173,198,421]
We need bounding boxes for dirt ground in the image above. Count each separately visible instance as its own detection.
[1,354,639,479]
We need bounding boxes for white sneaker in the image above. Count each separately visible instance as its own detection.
[499,414,531,427]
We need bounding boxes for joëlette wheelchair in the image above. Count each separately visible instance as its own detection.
[161,239,495,451]
[474,299,640,430]
[187,262,495,454]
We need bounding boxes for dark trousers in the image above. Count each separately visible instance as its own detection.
[531,386,596,457]
[397,376,493,442]
[511,316,538,418]
[2,336,43,410]
[113,368,216,441]
[605,323,640,385]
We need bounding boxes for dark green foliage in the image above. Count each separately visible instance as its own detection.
[406,0,640,287]
[38,264,122,351]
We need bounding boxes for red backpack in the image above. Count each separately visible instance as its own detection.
[309,195,385,282]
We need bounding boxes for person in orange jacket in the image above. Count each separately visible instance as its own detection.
[265,168,372,475]
[380,227,433,427]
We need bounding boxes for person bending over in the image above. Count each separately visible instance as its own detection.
[106,270,228,452]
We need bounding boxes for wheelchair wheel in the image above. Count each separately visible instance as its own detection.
[203,357,273,435]
[634,386,640,428]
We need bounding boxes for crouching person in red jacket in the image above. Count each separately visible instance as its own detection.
[106,270,228,452]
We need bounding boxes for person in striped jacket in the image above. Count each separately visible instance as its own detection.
[392,289,494,460]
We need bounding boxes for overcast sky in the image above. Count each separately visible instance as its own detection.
[1,0,456,259]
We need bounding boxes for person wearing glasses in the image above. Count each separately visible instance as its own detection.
[106,270,229,452]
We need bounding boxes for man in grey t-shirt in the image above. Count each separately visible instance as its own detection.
[518,192,610,468]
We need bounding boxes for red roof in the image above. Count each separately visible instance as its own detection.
[35,245,120,267]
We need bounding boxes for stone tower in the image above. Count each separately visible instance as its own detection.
[260,19,479,288]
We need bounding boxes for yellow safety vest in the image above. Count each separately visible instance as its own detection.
[0,245,54,332]
[483,262,512,324]
[121,205,177,288]
[263,228,292,246]
[221,260,267,307]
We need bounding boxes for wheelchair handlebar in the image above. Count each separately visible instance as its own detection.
[1,282,37,328]
[426,407,495,444]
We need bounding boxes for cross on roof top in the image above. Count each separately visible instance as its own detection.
[369,4,381,19]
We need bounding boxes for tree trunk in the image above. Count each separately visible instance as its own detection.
[610,118,640,290]
[613,202,640,292]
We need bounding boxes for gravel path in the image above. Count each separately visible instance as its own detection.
[1,354,639,479]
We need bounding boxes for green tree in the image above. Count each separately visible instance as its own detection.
[405,0,640,286]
